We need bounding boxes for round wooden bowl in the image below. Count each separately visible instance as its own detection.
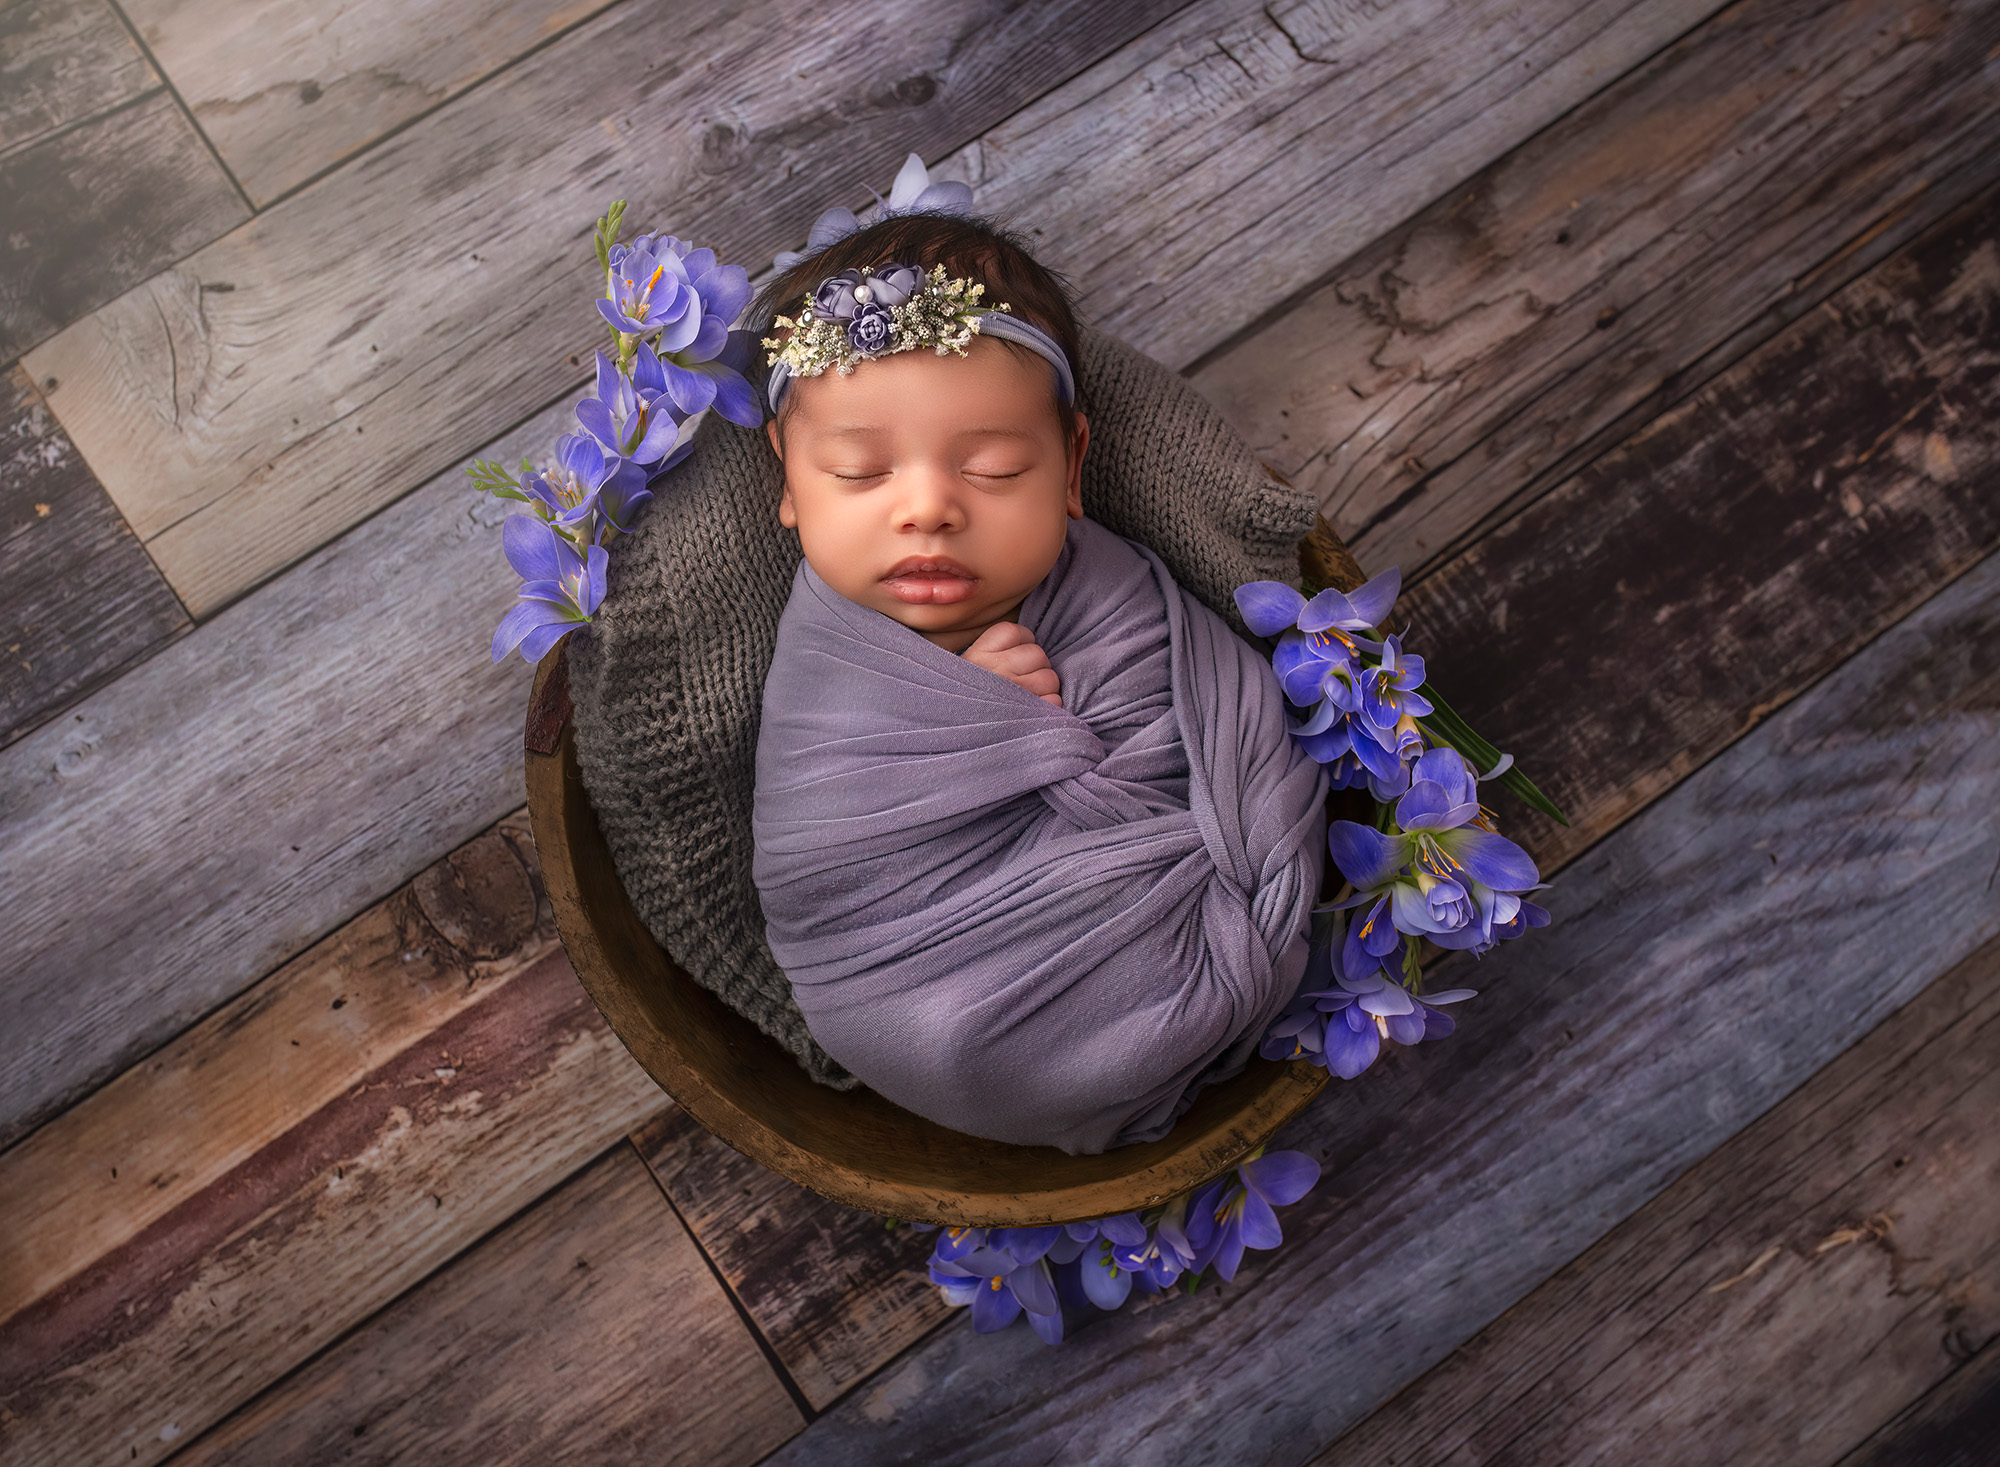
[523,513,1358,1227]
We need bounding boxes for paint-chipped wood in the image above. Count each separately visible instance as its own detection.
[633,1106,950,1411]
[1193,0,2000,579]
[0,938,666,1467]
[121,0,625,207]
[0,363,186,746]
[1395,178,2000,874]
[0,88,246,362]
[753,504,2000,1467]
[1317,930,2000,1466]
[169,1146,802,1467]
[21,0,1187,615]
[0,811,549,1329]
[0,0,156,155]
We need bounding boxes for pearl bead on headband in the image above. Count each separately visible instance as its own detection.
[761,261,1076,415]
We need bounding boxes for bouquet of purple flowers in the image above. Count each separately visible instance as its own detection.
[479,186,1563,1348]
[467,199,762,664]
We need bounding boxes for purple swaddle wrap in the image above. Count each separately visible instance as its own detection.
[751,514,1330,1154]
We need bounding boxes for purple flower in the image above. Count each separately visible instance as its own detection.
[597,240,701,350]
[1356,633,1434,736]
[929,1245,1064,1344]
[1327,746,1545,953]
[577,346,685,465]
[772,154,974,272]
[1048,1213,1148,1311]
[490,515,607,664]
[1183,1149,1321,1282]
[1109,1195,1201,1294]
[522,431,617,531]
[846,302,894,354]
[1234,565,1401,643]
[603,234,759,425]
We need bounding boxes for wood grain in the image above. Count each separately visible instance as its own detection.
[0,921,667,1467]
[633,1106,951,1411]
[0,389,564,1148]
[0,87,247,363]
[22,0,1186,615]
[121,0,624,207]
[753,519,2000,1467]
[0,362,187,746]
[0,0,155,156]
[0,812,548,1328]
[1316,930,2000,1467]
[1837,1330,2000,1467]
[1394,176,2000,874]
[926,0,1722,371]
[1192,0,2000,580]
[169,1145,802,1467]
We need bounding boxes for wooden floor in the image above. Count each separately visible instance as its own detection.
[3,0,1997,1461]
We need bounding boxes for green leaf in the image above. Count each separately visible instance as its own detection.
[464,455,529,500]
[1416,684,1570,826]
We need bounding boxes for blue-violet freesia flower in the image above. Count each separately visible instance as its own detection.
[1183,1149,1321,1282]
[490,515,608,664]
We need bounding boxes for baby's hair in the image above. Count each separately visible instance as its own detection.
[752,211,1087,450]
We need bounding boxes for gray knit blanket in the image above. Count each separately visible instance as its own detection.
[753,514,1329,1153]
[568,326,1327,1091]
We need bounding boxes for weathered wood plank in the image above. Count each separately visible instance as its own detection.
[618,167,2000,1431]
[927,0,1721,371]
[0,811,547,1328]
[1316,930,2000,1467]
[0,390,563,1147]
[169,1145,803,1467]
[121,0,624,207]
[0,362,187,746]
[0,0,154,156]
[633,1106,950,1411]
[0,88,247,363]
[753,524,2000,1467]
[0,924,667,1467]
[1837,1332,2000,1467]
[1392,177,2000,875]
[1193,0,2000,579]
[22,0,1191,615]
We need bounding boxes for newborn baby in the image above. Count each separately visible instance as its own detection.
[750,213,1329,1154]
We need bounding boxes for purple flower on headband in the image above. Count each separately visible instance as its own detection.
[847,303,894,354]
[813,264,925,324]
[773,153,975,272]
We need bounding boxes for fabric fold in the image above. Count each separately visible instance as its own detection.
[752,514,1328,1154]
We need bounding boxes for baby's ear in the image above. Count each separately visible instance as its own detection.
[1065,411,1090,518]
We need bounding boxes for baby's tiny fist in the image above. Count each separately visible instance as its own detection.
[964,621,1062,708]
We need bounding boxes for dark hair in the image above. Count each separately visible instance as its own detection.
[751,211,1086,448]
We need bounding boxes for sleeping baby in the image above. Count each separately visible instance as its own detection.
[749,206,1329,1156]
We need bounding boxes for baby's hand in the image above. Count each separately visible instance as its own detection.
[963,621,1062,707]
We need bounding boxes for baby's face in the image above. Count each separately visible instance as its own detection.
[767,336,1087,653]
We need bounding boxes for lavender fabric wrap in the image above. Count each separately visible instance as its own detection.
[751,514,1330,1155]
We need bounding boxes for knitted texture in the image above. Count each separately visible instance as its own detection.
[567,325,1328,1090]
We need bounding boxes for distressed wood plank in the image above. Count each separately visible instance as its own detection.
[633,1106,950,1411]
[171,1145,802,1467]
[1391,176,2000,875]
[0,811,547,1328]
[0,923,667,1467]
[0,88,247,363]
[0,390,564,1147]
[0,363,188,745]
[22,0,1190,614]
[122,0,624,207]
[1837,1332,2000,1467]
[0,0,154,155]
[1193,0,2000,580]
[1317,931,2000,1467]
[753,514,2000,1467]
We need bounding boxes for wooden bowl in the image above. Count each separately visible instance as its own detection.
[523,514,1357,1226]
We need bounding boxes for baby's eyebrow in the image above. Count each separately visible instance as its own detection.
[954,425,1043,442]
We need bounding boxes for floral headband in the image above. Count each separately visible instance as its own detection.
[762,262,1076,414]
[760,153,1077,415]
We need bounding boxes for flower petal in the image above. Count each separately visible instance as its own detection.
[1437,826,1541,893]
[1234,580,1306,637]
[1327,821,1409,890]
[1241,1150,1320,1207]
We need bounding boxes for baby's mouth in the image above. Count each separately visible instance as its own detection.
[881,556,977,605]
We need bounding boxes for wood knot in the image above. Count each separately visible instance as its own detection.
[412,830,538,960]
